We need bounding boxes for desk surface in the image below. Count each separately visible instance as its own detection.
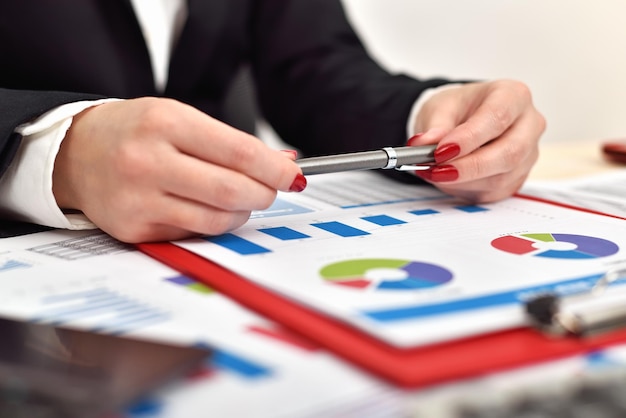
[529,138,624,180]
[1,138,626,418]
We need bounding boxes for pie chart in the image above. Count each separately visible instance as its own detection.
[320,258,453,291]
[491,233,619,259]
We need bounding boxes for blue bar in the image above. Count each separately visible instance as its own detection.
[455,205,489,213]
[258,226,310,240]
[212,349,271,378]
[250,198,313,219]
[0,259,30,272]
[361,273,625,322]
[409,209,440,216]
[361,215,406,226]
[126,397,164,417]
[204,233,271,255]
[311,221,370,237]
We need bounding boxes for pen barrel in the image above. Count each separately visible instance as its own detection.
[297,146,436,175]
[393,146,436,167]
[298,150,387,175]
[557,292,626,336]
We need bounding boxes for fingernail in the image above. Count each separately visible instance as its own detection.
[406,133,424,147]
[430,165,458,182]
[281,149,298,160]
[434,143,460,163]
[413,168,432,181]
[289,173,307,192]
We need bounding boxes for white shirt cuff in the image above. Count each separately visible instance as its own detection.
[0,99,120,229]
[406,83,463,138]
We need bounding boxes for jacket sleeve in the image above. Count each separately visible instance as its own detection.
[0,88,103,178]
[250,0,452,157]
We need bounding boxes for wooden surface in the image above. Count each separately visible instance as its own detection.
[528,138,624,181]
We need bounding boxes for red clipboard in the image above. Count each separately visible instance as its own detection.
[137,227,626,388]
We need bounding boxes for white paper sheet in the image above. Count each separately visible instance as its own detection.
[175,171,626,347]
[522,168,626,218]
[0,229,393,418]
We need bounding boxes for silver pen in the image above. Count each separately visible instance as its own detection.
[526,266,626,337]
[296,145,436,175]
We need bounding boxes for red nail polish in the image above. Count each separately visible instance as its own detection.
[289,173,307,192]
[430,165,459,182]
[406,133,424,147]
[434,143,460,163]
[413,168,432,181]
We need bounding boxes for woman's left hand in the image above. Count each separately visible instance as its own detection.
[408,79,546,202]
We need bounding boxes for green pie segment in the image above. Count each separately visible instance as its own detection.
[320,258,453,291]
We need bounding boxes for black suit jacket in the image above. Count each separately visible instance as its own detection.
[0,0,450,178]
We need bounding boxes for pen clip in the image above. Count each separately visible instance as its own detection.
[382,147,432,171]
[395,165,432,172]
[526,266,626,337]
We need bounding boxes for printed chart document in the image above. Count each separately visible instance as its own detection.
[521,169,626,219]
[174,171,626,348]
[0,229,397,418]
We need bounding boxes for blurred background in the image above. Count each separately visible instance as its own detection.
[341,0,626,144]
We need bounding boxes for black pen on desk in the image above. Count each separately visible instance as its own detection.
[296,145,436,175]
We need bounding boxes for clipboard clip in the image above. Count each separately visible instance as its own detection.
[526,266,626,337]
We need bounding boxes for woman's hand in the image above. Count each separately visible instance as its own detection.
[409,80,546,202]
[52,97,305,243]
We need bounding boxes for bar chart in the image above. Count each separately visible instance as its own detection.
[205,204,490,256]
[32,287,171,335]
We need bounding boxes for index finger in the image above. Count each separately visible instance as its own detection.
[165,102,303,192]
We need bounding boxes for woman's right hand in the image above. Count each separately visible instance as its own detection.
[52,97,306,243]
